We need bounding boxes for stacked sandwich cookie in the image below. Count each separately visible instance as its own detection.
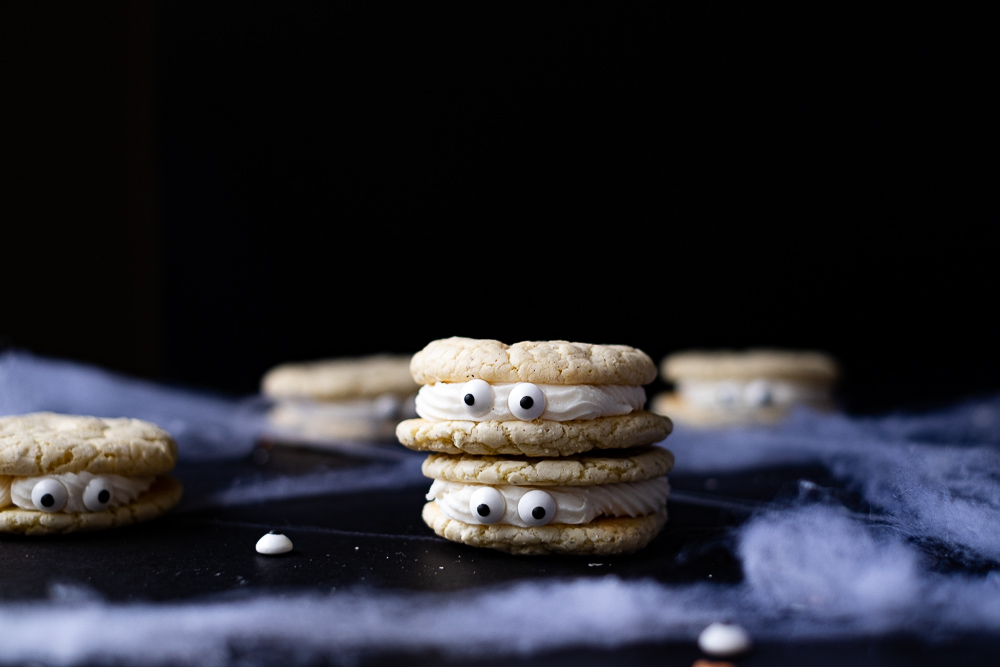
[396,337,674,556]
[1,412,183,535]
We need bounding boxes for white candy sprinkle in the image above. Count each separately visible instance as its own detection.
[697,622,752,657]
[256,531,293,555]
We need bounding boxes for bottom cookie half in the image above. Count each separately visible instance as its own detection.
[422,500,668,556]
[0,476,184,535]
[651,392,805,427]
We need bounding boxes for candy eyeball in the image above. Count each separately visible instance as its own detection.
[468,486,506,524]
[518,489,556,526]
[461,379,494,418]
[83,476,115,511]
[31,478,68,512]
[714,382,742,409]
[743,380,774,408]
[508,383,546,420]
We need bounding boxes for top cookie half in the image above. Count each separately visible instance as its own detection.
[410,337,657,386]
[662,348,839,384]
[262,354,418,400]
[0,412,178,477]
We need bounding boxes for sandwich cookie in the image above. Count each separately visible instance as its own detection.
[396,337,673,457]
[421,445,675,555]
[652,348,839,427]
[262,354,419,445]
[1,412,183,535]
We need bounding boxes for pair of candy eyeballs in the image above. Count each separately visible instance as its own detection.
[30,477,115,513]
[469,486,556,527]
[462,379,546,420]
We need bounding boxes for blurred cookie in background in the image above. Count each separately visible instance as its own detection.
[651,349,839,427]
[260,354,418,448]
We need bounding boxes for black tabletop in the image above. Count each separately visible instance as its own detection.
[5,417,1000,667]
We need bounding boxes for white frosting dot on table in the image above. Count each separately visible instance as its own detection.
[256,531,293,555]
[697,622,752,657]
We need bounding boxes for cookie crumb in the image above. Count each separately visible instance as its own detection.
[256,531,293,555]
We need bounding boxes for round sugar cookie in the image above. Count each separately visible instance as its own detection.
[262,354,418,401]
[661,349,838,384]
[1,412,182,534]
[396,411,673,457]
[1,412,178,477]
[409,337,658,387]
[422,501,668,556]
[421,445,674,487]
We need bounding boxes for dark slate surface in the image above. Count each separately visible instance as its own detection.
[4,439,995,666]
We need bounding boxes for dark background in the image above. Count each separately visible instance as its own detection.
[2,3,997,414]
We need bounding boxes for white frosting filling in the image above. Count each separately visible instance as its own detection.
[0,472,154,512]
[415,382,647,422]
[272,393,417,423]
[427,477,670,527]
[678,379,831,411]
[268,394,418,441]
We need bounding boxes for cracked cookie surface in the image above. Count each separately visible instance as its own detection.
[422,501,668,555]
[1,412,182,534]
[409,337,658,386]
[422,446,674,486]
[1,412,178,477]
[396,411,673,457]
